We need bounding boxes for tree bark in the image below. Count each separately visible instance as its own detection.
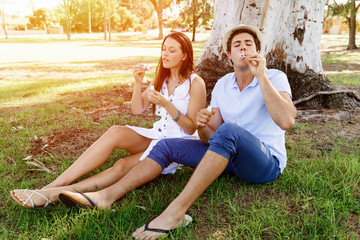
[196,0,358,109]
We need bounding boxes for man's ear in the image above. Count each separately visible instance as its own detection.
[227,51,232,61]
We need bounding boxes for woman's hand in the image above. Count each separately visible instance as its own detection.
[147,89,170,108]
[133,64,149,85]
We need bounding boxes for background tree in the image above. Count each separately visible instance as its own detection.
[176,0,214,41]
[327,0,359,49]
[28,8,50,31]
[112,6,139,31]
[62,0,72,40]
[129,0,154,31]
[88,0,91,33]
[106,0,112,41]
[103,0,107,39]
[0,0,7,39]
[196,0,358,109]
[148,0,174,39]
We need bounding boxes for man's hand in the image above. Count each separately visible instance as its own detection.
[196,107,213,128]
[245,53,266,78]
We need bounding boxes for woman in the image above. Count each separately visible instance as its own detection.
[10,32,206,208]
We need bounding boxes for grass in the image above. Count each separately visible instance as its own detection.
[320,34,360,85]
[1,33,359,239]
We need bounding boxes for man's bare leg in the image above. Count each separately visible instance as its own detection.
[133,150,228,239]
[11,153,141,208]
[59,157,163,209]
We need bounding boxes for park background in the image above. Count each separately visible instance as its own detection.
[0,0,359,239]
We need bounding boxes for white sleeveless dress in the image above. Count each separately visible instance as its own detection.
[126,73,199,174]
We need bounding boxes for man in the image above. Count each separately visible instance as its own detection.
[59,24,296,239]
[132,24,297,239]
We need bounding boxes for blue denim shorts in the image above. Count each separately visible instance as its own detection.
[147,123,281,184]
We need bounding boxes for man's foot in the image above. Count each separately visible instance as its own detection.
[132,212,192,239]
[58,191,112,209]
[10,189,54,208]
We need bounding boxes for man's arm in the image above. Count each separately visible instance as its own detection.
[259,79,296,130]
[247,53,297,130]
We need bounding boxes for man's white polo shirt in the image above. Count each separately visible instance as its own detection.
[210,69,292,173]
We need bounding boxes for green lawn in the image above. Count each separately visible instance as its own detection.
[1,33,359,239]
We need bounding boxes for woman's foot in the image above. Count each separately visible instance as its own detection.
[41,179,67,189]
[10,189,58,208]
[58,191,112,210]
[132,211,192,239]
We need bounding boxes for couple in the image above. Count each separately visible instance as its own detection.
[11,25,296,239]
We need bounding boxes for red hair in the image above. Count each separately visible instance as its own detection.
[152,32,195,112]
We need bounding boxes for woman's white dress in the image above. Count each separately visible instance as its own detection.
[126,73,199,174]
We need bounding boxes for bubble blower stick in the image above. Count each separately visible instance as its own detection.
[239,51,246,59]
[240,51,257,65]
[142,64,150,72]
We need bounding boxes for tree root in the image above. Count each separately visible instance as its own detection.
[293,90,360,105]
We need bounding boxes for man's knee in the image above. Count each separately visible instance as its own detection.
[208,123,244,156]
[212,123,241,142]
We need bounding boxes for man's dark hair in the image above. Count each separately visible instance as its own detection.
[227,28,261,53]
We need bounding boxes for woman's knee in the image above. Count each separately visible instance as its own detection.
[106,125,125,136]
[104,125,127,142]
[112,159,125,171]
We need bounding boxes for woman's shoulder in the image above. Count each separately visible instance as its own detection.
[190,73,205,84]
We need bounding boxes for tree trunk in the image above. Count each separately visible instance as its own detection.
[346,0,357,50]
[192,0,196,42]
[156,7,163,39]
[196,0,358,109]
[0,3,7,39]
[107,0,111,41]
[64,0,71,40]
[149,0,167,39]
[88,0,92,33]
[104,0,107,40]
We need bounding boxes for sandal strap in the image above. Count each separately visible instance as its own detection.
[144,223,170,234]
[23,189,52,207]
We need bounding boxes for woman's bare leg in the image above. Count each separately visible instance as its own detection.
[59,157,163,209]
[11,152,142,208]
[43,126,151,189]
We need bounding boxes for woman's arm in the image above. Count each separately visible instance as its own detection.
[172,76,207,134]
[131,64,153,114]
[147,75,206,135]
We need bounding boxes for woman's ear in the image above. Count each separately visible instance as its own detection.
[182,53,187,61]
